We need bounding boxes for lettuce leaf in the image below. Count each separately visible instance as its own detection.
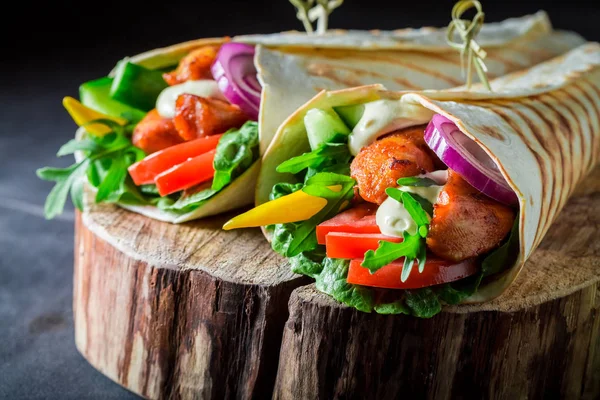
[212,121,259,191]
[315,258,374,313]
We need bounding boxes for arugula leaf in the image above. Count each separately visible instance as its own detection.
[385,188,432,223]
[270,173,355,258]
[37,161,89,219]
[270,182,303,201]
[401,255,416,283]
[305,172,355,188]
[362,232,421,273]
[276,142,350,175]
[410,193,434,217]
[212,121,259,191]
[400,191,430,226]
[315,258,374,313]
[57,138,100,156]
[37,119,149,219]
[286,179,355,257]
[96,157,128,202]
[396,176,438,187]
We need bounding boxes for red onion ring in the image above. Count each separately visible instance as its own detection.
[211,43,261,120]
[424,114,518,205]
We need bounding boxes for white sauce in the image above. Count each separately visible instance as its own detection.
[375,181,444,238]
[376,196,419,237]
[156,80,226,118]
[348,99,433,156]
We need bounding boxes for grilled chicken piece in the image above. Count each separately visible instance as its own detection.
[173,94,248,140]
[132,109,184,154]
[427,170,516,262]
[350,126,437,204]
[163,46,220,86]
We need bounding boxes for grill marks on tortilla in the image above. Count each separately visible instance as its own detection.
[545,91,585,188]
[344,53,464,87]
[520,98,568,238]
[560,87,595,178]
[574,80,600,169]
[509,104,560,245]
[490,105,549,249]
[567,83,597,173]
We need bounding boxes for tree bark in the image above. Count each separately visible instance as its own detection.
[274,168,600,400]
[73,202,307,400]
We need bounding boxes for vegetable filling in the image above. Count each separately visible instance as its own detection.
[39,42,262,218]
[225,101,519,318]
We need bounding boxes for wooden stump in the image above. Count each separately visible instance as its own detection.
[73,202,307,399]
[274,167,600,400]
[74,166,600,399]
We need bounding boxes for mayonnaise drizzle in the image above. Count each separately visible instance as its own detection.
[156,80,226,118]
[375,180,444,238]
[348,99,433,156]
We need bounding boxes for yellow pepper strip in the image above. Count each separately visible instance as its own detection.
[62,96,128,136]
[223,185,342,230]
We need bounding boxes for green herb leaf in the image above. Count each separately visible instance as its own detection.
[404,288,442,318]
[289,251,325,278]
[411,193,435,217]
[400,191,430,226]
[315,258,374,313]
[374,300,411,315]
[362,232,421,272]
[38,119,149,219]
[57,138,100,156]
[384,187,404,203]
[163,187,218,213]
[481,215,520,277]
[269,182,303,201]
[304,171,355,187]
[417,239,427,273]
[70,175,85,212]
[396,176,438,187]
[276,141,350,175]
[212,121,259,191]
[139,184,160,196]
[270,172,355,258]
[36,165,78,182]
[401,256,415,283]
[437,273,482,305]
[95,157,127,202]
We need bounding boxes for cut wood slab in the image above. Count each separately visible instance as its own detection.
[73,202,307,400]
[274,166,600,400]
[74,165,599,400]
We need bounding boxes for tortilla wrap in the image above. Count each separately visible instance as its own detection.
[86,11,583,223]
[257,42,600,303]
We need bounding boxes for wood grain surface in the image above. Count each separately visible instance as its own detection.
[73,166,600,399]
[73,202,308,399]
[274,166,600,400]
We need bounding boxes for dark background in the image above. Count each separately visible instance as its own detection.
[1,1,598,399]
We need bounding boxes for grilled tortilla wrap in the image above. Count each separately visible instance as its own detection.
[84,12,584,223]
[257,42,600,303]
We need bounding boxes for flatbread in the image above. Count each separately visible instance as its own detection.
[258,42,600,302]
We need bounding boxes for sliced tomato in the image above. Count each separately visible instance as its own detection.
[316,203,380,245]
[347,257,479,289]
[128,134,222,185]
[325,232,402,259]
[155,149,216,196]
